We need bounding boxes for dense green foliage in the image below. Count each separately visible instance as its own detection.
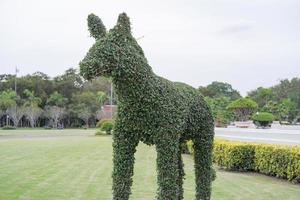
[96,118,113,128]
[100,120,114,135]
[87,14,106,40]
[80,13,215,200]
[199,81,241,100]
[213,140,256,171]
[200,79,300,124]
[248,78,300,123]
[252,112,274,127]
[227,98,258,121]
[0,70,112,128]
[187,140,300,183]
[204,97,234,126]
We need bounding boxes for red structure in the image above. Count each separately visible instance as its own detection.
[100,105,117,119]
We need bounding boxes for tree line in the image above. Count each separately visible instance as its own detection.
[0,68,113,128]
[0,68,299,128]
[200,79,300,126]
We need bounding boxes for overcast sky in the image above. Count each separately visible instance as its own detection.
[1,0,299,95]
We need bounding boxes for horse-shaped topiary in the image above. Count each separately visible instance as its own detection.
[80,13,215,200]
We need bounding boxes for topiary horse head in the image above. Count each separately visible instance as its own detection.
[80,13,215,200]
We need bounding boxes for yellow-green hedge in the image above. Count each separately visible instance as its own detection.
[186,139,300,183]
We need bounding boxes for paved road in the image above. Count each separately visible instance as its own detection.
[215,127,300,145]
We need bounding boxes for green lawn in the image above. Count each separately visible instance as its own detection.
[0,132,299,200]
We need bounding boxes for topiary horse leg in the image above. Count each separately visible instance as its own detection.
[112,131,139,200]
[193,128,214,200]
[156,136,180,200]
[177,146,184,200]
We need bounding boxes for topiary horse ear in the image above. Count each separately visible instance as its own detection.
[116,12,131,34]
[87,13,106,40]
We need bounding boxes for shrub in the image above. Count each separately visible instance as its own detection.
[96,118,113,128]
[186,139,300,183]
[213,140,256,171]
[227,97,258,121]
[254,145,300,182]
[2,125,16,130]
[252,112,274,128]
[100,119,114,135]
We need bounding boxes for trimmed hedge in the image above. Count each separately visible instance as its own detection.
[255,145,300,182]
[100,120,114,135]
[187,139,300,183]
[213,140,255,171]
[252,112,274,128]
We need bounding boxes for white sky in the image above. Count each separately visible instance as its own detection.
[0,0,300,95]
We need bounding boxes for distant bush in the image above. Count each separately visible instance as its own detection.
[186,139,300,183]
[2,125,16,130]
[96,118,113,128]
[100,119,114,135]
[252,112,274,128]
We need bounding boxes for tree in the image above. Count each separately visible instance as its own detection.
[0,109,4,121]
[46,106,65,128]
[262,98,296,122]
[47,91,68,107]
[70,92,100,127]
[6,105,25,127]
[261,100,279,118]
[96,91,107,106]
[77,105,93,127]
[25,106,43,127]
[199,81,241,100]
[0,90,22,127]
[204,96,234,126]
[0,90,18,111]
[82,77,112,95]
[22,89,43,127]
[23,89,41,107]
[277,98,296,122]
[227,98,258,121]
[247,87,274,108]
[53,68,83,100]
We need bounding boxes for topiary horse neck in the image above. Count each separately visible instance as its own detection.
[80,13,215,200]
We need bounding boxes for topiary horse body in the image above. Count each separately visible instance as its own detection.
[80,13,215,200]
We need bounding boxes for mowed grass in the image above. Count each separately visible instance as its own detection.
[0,132,299,200]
